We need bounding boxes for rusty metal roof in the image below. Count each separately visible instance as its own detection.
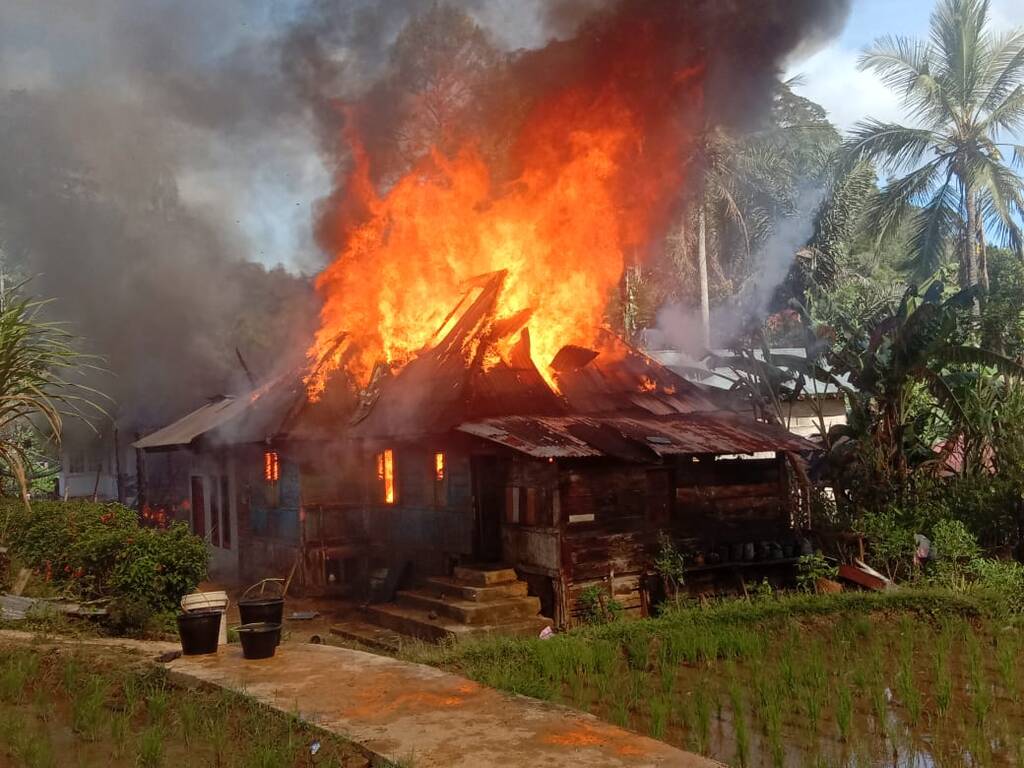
[458,411,816,461]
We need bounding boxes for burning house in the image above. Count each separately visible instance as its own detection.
[133,0,852,636]
[136,272,813,634]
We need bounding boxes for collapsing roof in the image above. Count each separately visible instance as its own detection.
[135,271,810,457]
[459,411,815,462]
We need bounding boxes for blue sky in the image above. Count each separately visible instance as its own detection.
[793,0,1024,128]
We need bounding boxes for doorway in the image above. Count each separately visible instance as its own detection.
[471,456,504,562]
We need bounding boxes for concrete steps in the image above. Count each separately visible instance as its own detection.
[423,576,529,602]
[452,565,518,587]
[364,602,552,643]
[396,589,541,625]
[329,619,406,653]
[348,564,552,644]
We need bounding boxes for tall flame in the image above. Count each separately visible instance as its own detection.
[307,18,703,396]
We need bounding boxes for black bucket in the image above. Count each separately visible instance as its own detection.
[237,622,281,660]
[238,596,285,627]
[177,610,221,656]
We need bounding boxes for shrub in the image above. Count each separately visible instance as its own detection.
[796,553,836,592]
[856,509,916,580]
[970,558,1024,612]
[0,498,206,613]
[578,584,623,625]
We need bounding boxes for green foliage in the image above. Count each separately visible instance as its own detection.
[653,532,686,605]
[796,553,837,592]
[0,498,206,614]
[578,584,623,625]
[856,509,917,581]
[0,287,106,505]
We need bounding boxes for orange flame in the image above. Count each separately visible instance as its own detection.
[307,20,703,396]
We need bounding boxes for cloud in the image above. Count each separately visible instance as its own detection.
[789,44,905,131]
[991,0,1024,27]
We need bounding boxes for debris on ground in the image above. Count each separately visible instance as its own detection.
[837,559,893,591]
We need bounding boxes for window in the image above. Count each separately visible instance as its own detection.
[264,450,280,507]
[210,478,221,547]
[68,452,86,475]
[433,452,447,507]
[375,449,396,505]
[190,476,206,538]
[264,450,280,482]
[220,475,231,548]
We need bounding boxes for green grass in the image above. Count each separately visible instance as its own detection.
[387,588,1024,767]
[0,643,368,768]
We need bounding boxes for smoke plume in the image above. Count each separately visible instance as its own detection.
[0,0,850,437]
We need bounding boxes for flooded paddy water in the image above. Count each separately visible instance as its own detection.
[445,600,1024,767]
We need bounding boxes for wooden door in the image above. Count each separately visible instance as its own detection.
[190,476,206,539]
[471,456,504,562]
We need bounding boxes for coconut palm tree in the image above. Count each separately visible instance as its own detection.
[845,0,1024,290]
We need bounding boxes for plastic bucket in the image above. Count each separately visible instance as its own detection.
[238,580,285,645]
[181,591,229,645]
[237,622,281,660]
[177,610,221,655]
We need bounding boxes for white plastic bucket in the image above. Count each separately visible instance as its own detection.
[181,591,229,646]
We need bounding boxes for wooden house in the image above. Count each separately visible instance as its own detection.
[135,273,814,634]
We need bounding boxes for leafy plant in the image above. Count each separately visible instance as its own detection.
[796,552,837,592]
[653,532,686,607]
[0,498,206,613]
[577,584,623,625]
[0,286,107,511]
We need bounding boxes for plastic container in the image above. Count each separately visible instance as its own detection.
[177,610,221,655]
[181,591,229,645]
[237,622,281,660]
[238,580,284,644]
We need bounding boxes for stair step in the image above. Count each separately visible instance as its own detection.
[424,576,528,602]
[364,603,553,643]
[329,620,406,653]
[452,565,518,586]
[397,589,541,625]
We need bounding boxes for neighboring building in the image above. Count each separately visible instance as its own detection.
[136,274,815,631]
[58,435,138,503]
[647,347,850,441]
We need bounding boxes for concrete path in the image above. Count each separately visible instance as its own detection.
[168,641,721,768]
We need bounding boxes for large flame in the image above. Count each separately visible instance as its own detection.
[307,19,703,396]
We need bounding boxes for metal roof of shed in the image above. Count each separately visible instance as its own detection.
[458,411,815,462]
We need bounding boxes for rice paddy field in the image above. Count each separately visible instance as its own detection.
[0,643,377,768]
[403,590,1024,767]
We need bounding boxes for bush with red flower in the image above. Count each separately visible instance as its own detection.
[1,499,207,613]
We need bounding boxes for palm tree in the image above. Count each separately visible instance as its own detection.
[846,0,1024,290]
[0,287,105,509]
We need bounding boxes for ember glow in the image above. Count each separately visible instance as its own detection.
[306,11,706,396]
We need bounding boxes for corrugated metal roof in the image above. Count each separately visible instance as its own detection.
[458,411,816,461]
[132,375,289,449]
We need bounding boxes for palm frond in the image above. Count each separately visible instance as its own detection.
[980,84,1024,136]
[978,30,1024,113]
[937,344,1024,375]
[930,0,991,113]
[859,35,947,122]
[975,155,1024,250]
[904,171,961,278]
[843,120,941,174]
[868,156,949,247]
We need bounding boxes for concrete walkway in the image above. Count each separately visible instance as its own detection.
[168,641,721,768]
